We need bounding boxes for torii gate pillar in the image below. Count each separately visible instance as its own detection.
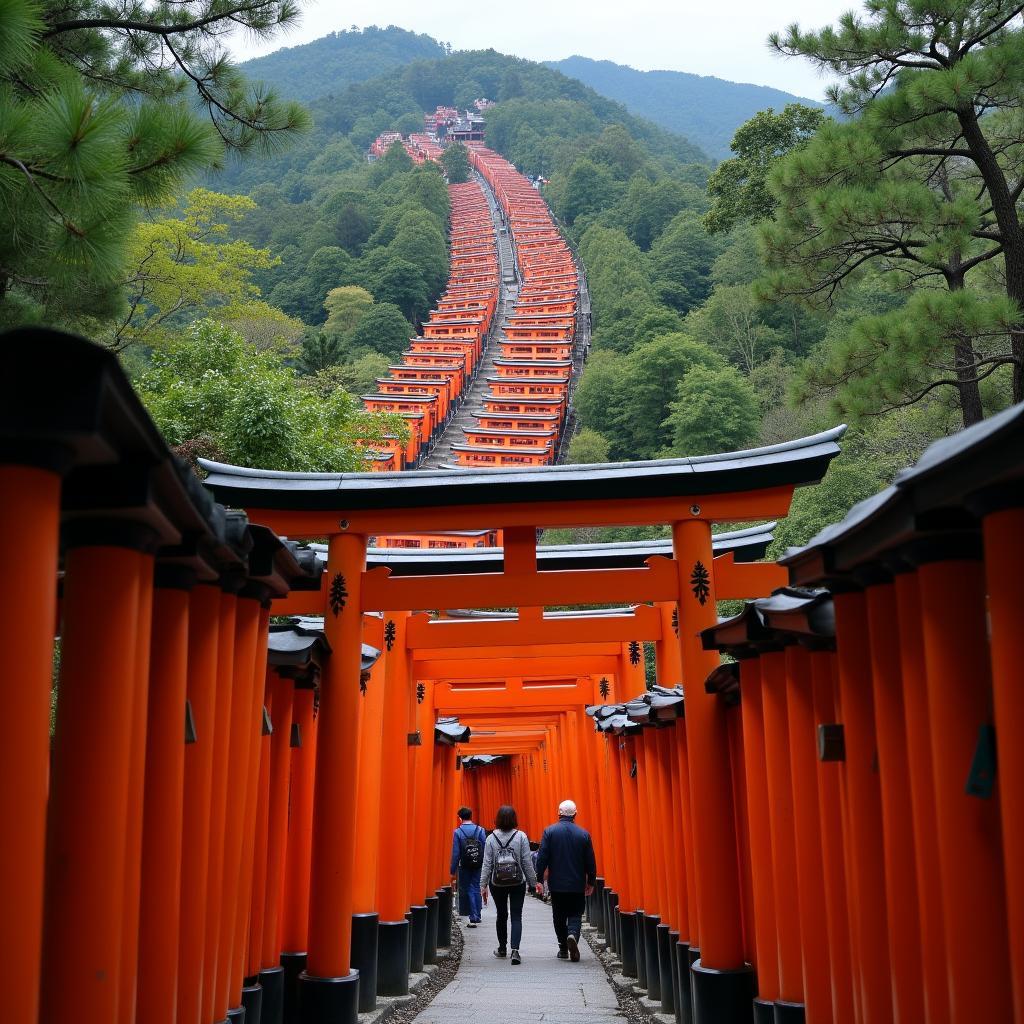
[672,518,755,1020]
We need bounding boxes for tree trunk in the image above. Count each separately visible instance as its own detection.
[953,335,984,427]
[957,104,1024,401]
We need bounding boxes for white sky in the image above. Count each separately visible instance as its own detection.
[231,0,854,100]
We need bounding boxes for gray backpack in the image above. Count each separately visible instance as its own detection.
[492,831,523,886]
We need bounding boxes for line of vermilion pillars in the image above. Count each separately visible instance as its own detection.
[2,333,472,1024]
[461,411,1024,1024]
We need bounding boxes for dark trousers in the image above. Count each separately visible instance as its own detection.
[491,883,526,950]
[458,867,482,922]
[550,890,586,948]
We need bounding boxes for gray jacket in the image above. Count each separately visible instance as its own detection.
[480,829,538,890]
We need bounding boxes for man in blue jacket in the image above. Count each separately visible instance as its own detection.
[534,799,597,961]
[450,806,486,927]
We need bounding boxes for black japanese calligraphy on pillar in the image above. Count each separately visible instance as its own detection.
[690,561,711,605]
[384,618,397,651]
[599,677,610,699]
[628,640,641,665]
[329,573,348,616]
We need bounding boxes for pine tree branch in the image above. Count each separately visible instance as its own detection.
[43,3,279,39]
[0,155,84,235]
[958,4,1024,57]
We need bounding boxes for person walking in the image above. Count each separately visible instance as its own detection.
[535,799,597,962]
[450,806,486,928]
[480,804,537,965]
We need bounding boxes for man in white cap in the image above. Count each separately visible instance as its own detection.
[534,799,597,961]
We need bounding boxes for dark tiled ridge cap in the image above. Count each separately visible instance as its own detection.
[200,427,845,514]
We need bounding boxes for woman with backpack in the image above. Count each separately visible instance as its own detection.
[480,805,538,965]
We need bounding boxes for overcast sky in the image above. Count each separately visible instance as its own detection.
[231,0,855,99]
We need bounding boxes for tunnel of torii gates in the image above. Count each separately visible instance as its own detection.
[6,328,1024,1024]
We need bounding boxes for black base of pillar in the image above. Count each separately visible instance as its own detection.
[226,1010,245,1023]
[350,913,379,1013]
[423,895,439,965]
[377,920,411,996]
[593,878,605,933]
[635,910,647,987]
[674,940,692,1024]
[242,980,263,1024]
[409,905,428,973]
[643,915,661,999]
[602,889,612,946]
[657,926,674,1014]
[280,951,307,1024]
[687,947,700,1021]
[774,1001,806,1023]
[259,966,285,1024]
[436,887,453,948]
[618,909,638,977]
[297,969,360,1024]
[690,959,755,1024]
[609,892,620,954]
[753,999,775,1024]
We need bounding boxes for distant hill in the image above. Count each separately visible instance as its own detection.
[546,56,825,160]
[240,25,448,101]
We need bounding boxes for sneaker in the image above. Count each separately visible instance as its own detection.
[493,948,507,959]
[511,949,521,965]
[467,922,477,929]
[556,948,569,960]
[567,934,580,962]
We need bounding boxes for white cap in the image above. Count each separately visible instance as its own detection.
[558,799,577,818]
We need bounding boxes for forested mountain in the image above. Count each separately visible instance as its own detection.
[213,48,708,195]
[5,3,1018,551]
[239,25,448,101]
[546,56,825,160]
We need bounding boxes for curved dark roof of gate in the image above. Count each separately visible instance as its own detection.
[307,522,775,575]
[198,427,846,513]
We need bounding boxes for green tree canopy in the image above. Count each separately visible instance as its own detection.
[110,189,279,351]
[648,214,723,315]
[137,319,404,471]
[704,104,827,234]
[297,331,345,375]
[568,428,610,464]
[345,302,413,361]
[768,1,1024,412]
[661,363,760,456]
[324,286,375,337]
[440,142,472,183]
[0,0,309,326]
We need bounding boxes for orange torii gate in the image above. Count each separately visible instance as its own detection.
[201,429,842,1022]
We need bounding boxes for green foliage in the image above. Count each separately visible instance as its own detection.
[661,364,761,455]
[324,286,374,337]
[137,319,404,471]
[567,428,610,464]
[546,55,826,160]
[576,334,725,459]
[648,214,723,314]
[230,160,450,335]
[768,456,886,558]
[297,331,345,375]
[0,0,309,325]
[560,160,621,225]
[111,189,280,351]
[440,142,472,183]
[705,104,828,233]
[766,0,1024,417]
[240,26,448,101]
[345,303,414,362]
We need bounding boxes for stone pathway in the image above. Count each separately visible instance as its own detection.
[418,171,518,469]
[412,893,624,1023]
